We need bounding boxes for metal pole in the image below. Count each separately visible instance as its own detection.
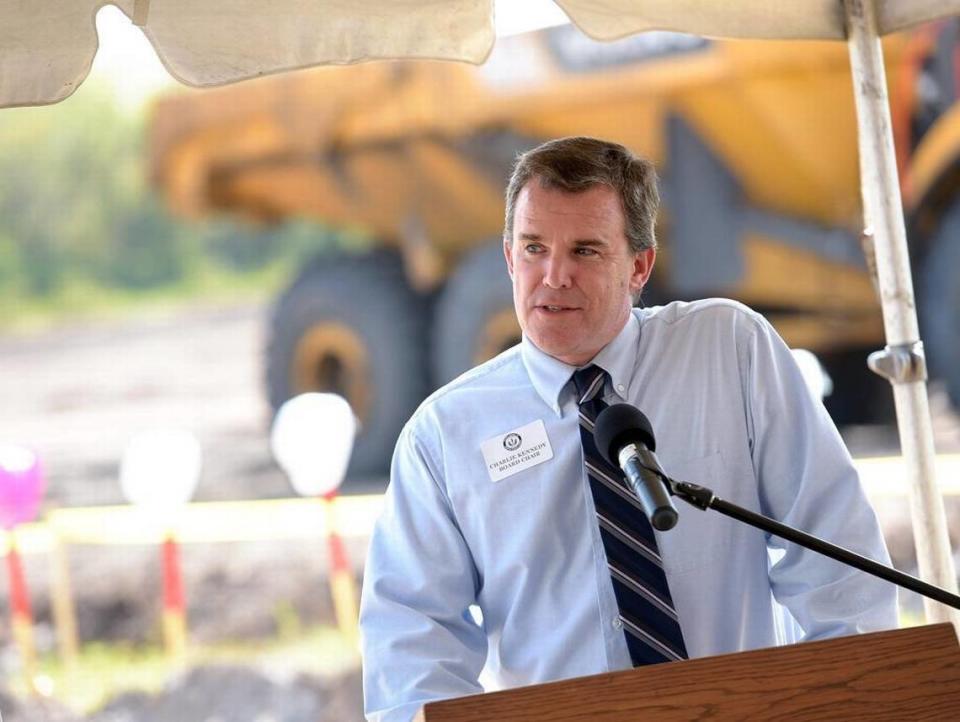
[843,0,959,626]
[670,480,960,609]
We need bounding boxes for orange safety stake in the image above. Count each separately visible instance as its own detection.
[269,393,359,643]
[161,532,187,659]
[0,444,44,689]
[322,492,359,646]
[6,534,38,688]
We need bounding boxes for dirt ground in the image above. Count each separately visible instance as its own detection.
[0,302,292,508]
[0,301,369,720]
[0,302,373,633]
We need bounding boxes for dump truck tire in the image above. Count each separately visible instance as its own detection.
[433,241,520,385]
[266,250,429,479]
[920,201,960,409]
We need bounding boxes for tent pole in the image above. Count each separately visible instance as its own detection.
[843,0,958,626]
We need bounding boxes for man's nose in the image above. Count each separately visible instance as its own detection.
[542,254,573,289]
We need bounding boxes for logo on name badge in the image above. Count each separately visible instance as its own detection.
[481,420,554,482]
[503,433,522,451]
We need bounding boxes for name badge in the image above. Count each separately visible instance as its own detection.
[480,419,554,482]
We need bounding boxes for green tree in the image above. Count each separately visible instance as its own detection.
[0,77,358,317]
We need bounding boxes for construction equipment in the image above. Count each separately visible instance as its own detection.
[149,21,960,478]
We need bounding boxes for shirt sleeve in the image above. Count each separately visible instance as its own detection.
[359,420,487,722]
[741,313,899,638]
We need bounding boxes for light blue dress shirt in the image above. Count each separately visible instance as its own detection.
[360,299,897,722]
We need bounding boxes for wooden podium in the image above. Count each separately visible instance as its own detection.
[416,624,960,720]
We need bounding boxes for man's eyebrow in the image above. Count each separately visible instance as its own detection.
[515,234,608,246]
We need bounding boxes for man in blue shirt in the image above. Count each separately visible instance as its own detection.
[359,136,897,721]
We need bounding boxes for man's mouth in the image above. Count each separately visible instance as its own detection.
[536,304,579,313]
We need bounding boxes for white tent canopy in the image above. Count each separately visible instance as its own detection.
[3,0,960,108]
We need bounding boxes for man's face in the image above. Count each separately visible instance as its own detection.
[504,181,655,367]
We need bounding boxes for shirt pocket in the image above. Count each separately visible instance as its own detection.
[657,450,738,574]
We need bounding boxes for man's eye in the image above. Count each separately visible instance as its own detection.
[524,243,544,254]
[575,247,598,256]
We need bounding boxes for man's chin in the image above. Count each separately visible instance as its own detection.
[527,330,593,366]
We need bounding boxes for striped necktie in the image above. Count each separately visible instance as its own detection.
[573,364,688,666]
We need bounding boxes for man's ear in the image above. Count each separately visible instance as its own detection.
[630,247,656,295]
[503,237,514,280]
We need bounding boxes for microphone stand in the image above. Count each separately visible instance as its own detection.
[668,478,960,610]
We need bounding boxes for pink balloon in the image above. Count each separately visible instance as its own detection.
[0,445,44,529]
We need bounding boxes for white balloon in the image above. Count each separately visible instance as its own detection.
[791,348,834,400]
[0,443,37,474]
[270,393,356,497]
[120,429,202,513]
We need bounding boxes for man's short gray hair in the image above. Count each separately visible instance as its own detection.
[503,136,659,254]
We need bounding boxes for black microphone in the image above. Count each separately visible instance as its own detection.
[594,404,678,531]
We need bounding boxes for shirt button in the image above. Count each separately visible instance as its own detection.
[612,618,623,630]
[616,384,625,393]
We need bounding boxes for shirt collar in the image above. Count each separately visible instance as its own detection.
[521,312,641,416]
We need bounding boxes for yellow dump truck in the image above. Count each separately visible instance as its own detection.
[150,21,960,477]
